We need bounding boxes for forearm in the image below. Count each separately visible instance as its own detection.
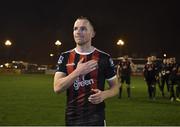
[54,71,79,93]
[102,79,120,100]
[87,77,120,104]
[102,86,119,100]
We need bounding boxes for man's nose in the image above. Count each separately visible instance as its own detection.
[76,28,83,35]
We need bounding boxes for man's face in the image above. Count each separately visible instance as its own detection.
[147,57,152,62]
[166,58,170,64]
[151,56,156,61]
[163,59,167,64]
[172,57,176,63]
[73,19,95,46]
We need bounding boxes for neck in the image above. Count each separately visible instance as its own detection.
[76,43,94,53]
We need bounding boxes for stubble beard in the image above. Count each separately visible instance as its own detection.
[76,40,89,46]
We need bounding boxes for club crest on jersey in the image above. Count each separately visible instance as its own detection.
[58,55,64,64]
[73,75,94,90]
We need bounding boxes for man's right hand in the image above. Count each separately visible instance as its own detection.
[75,58,98,76]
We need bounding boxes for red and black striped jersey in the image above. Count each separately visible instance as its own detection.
[143,62,156,81]
[118,60,131,75]
[56,48,116,125]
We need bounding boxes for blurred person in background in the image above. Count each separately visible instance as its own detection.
[143,57,156,100]
[169,57,179,101]
[117,55,134,98]
[160,58,171,97]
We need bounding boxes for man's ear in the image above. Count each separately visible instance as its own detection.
[92,31,96,38]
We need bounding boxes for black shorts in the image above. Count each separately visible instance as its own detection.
[121,75,130,85]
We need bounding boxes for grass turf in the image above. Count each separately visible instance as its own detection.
[0,74,179,126]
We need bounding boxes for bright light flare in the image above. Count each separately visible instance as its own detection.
[50,53,54,57]
[55,40,62,46]
[163,53,167,57]
[5,40,12,46]
[117,39,124,46]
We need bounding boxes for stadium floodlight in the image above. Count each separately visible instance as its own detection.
[4,40,12,62]
[55,40,62,46]
[163,53,167,57]
[50,53,54,57]
[116,39,125,57]
[117,39,124,46]
[5,40,12,47]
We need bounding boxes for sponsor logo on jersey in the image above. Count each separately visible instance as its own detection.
[73,75,94,90]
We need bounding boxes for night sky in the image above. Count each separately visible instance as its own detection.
[0,0,179,64]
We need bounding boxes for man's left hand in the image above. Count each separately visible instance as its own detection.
[88,89,104,104]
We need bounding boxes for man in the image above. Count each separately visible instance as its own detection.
[151,55,162,96]
[169,57,178,101]
[176,63,180,102]
[143,57,156,100]
[53,17,119,126]
[160,58,171,97]
[117,55,133,98]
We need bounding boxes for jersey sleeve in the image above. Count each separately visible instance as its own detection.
[104,56,116,81]
[56,53,67,74]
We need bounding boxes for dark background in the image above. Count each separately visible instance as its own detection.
[0,0,179,64]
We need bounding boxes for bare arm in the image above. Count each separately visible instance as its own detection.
[88,76,120,104]
[53,71,79,94]
[53,58,98,94]
[117,65,120,78]
[130,61,136,72]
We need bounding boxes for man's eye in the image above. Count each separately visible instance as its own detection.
[80,27,87,31]
[73,27,78,31]
[73,27,87,31]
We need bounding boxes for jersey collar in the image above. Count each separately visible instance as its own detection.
[74,47,96,55]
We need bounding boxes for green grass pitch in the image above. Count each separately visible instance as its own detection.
[0,74,179,126]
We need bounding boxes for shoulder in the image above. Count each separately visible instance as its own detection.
[57,49,75,64]
[61,49,75,56]
[95,48,114,66]
[95,48,111,58]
